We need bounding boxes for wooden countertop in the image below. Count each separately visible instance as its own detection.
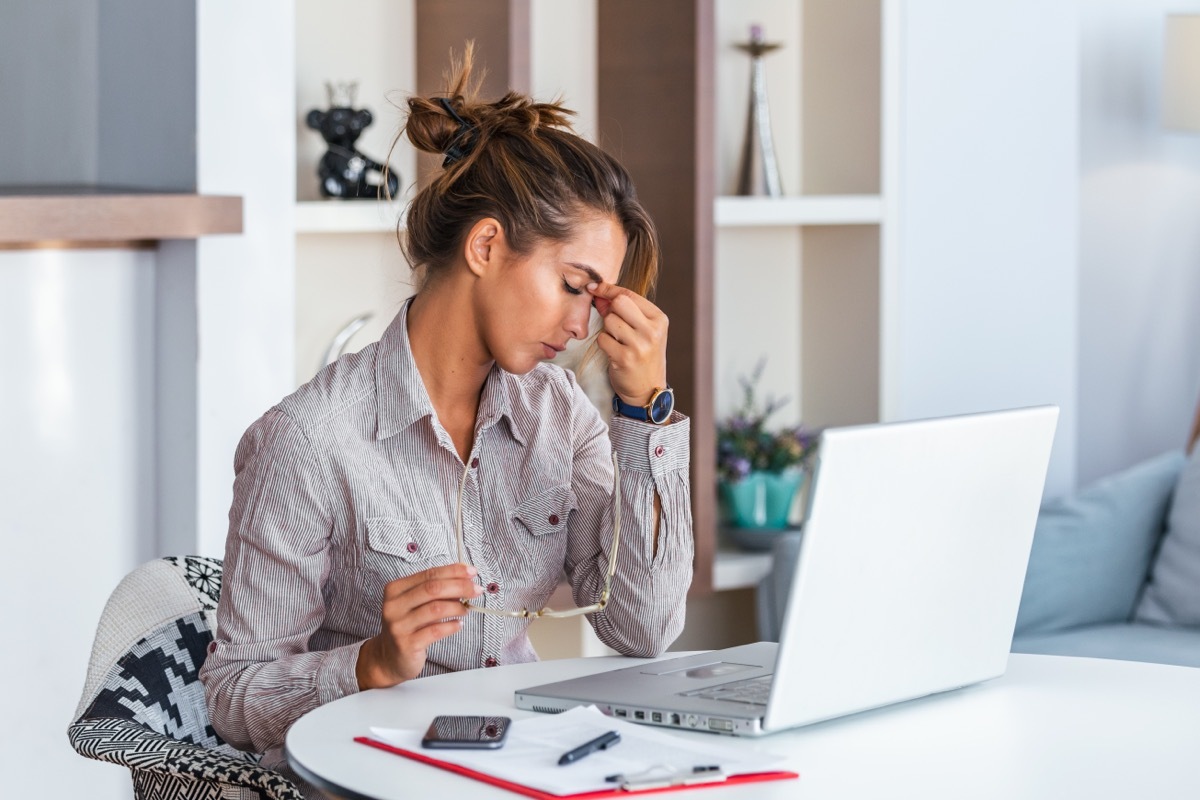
[0,186,242,248]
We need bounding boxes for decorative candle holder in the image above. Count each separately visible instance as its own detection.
[736,25,784,197]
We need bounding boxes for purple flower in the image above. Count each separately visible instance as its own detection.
[716,359,817,480]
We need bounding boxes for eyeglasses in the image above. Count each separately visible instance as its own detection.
[454,453,621,619]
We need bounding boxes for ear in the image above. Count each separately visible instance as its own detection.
[306,109,325,129]
[463,217,506,279]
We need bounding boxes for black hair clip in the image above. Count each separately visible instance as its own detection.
[438,97,476,167]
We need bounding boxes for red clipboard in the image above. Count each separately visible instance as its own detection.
[354,736,799,798]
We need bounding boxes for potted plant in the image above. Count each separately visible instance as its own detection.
[717,361,816,532]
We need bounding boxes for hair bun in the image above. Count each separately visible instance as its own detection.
[405,95,472,159]
[403,42,575,167]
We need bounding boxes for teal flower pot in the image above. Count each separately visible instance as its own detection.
[721,470,804,530]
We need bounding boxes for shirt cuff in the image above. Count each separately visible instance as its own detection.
[609,411,690,476]
[315,640,366,705]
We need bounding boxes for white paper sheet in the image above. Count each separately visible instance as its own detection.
[368,706,786,796]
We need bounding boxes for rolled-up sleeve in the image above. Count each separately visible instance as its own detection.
[564,378,694,657]
[199,409,363,754]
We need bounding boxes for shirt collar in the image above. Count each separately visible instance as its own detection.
[374,298,525,446]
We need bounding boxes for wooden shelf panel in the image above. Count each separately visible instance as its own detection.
[715,195,882,227]
[0,188,242,246]
[295,200,406,235]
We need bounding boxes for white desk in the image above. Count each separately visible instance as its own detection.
[287,653,1200,799]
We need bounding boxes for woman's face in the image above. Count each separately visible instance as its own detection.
[477,212,626,375]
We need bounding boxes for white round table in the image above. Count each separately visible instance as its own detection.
[286,653,1200,799]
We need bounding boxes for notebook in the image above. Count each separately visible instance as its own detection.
[356,705,798,797]
[515,406,1059,736]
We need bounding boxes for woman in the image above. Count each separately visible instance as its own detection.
[199,49,694,771]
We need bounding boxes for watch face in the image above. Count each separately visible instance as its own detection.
[650,389,675,424]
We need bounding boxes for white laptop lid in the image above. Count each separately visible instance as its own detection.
[764,406,1058,731]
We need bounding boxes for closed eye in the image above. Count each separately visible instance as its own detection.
[562,278,584,296]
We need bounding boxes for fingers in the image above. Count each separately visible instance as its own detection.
[382,563,482,631]
[587,281,663,328]
[407,619,466,652]
[587,281,669,406]
[600,310,637,348]
[372,563,483,686]
[388,596,472,638]
[384,562,476,600]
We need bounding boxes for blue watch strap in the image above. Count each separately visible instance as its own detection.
[612,388,674,425]
[612,394,650,421]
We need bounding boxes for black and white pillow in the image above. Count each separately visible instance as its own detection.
[81,611,239,755]
[164,555,222,611]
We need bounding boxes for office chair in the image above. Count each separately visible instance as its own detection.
[67,556,302,800]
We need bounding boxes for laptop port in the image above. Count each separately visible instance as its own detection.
[634,710,645,720]
[614,708,628,718]
[708,718,734,732]
[670,713,681,726]
[651,712,663,723]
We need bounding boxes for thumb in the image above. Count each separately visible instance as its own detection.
[586,280,622,299]
[587,281,622,317]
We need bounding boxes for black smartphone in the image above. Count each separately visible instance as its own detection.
[421,715,512,749]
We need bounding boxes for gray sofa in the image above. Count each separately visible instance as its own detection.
[755,447,1200,668]
[1012,449,1200,667]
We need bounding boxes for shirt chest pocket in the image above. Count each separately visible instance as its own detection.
[363,518,452,583]
[510,484,576,592]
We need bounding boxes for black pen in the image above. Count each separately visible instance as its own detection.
[557,730,621,766]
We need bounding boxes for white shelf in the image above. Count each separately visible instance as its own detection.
[712,548,773,592]
[715,195,883,227]
[295,200,407,234]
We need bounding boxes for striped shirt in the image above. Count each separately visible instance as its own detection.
[199,298,694,760]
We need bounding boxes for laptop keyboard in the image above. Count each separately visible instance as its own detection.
[686,673,773,706]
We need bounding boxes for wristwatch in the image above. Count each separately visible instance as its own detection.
[612,387,675,425]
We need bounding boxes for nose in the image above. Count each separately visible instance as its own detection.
[565,298,591,340]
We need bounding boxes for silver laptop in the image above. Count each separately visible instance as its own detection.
[515,406,1059,736]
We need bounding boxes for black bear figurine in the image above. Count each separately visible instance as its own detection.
[306,82,400,200]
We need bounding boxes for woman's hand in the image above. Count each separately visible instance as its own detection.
[587,281,669,408]
[356,563,481,690]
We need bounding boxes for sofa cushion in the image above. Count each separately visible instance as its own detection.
[1137,445,1200,625]
[1014,450,1185,637]
[1013,622,1200,668]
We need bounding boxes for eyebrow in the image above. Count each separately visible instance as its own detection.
[565,262,603,284]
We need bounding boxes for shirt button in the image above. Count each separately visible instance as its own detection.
[548,514,560,526]
[406,541,419,554]
[484,656,498,668]
[487,582,500,594]
[471,457,479,468]
[207,642,217,654]
[654,445,665,458]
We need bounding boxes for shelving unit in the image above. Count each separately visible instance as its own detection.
[598,0,890,594]
[292,0,892,599]
[294,200,406,235]
[712,548,774,591]
[715,195,883,227]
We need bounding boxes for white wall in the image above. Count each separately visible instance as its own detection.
[0,248,154,796]
[1077,0,1200,485]
[192,1,297,557]
[889,0,1080,498]
[531,0,598,143]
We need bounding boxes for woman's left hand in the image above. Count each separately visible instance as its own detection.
[587,281,669,408]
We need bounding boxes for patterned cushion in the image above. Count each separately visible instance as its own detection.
[69,557,303,800]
